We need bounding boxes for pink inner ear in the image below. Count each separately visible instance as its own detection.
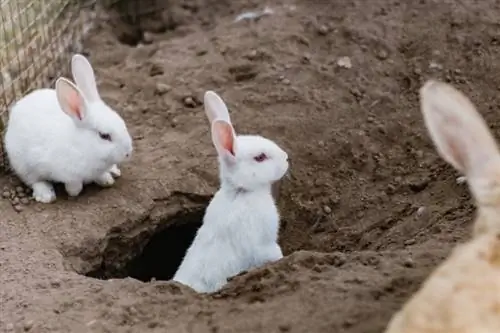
[67,89,83,120]
[219,123,235,155]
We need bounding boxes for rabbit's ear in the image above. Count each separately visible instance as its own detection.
[204,91,231,124]
[71,54,100,102]
[211,119,237,164]
[55,77,87,122]
[420,80,500,178]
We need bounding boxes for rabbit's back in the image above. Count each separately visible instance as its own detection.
[6,89,73,142]
[5,89,85,184]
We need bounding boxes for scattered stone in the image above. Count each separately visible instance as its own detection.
[51,279,61,288]
[183,96,197,108]
[246,49,258,60]
[317,24,329,35]
[155,83,171,95]
[416,206,426,216]
[170,118,178,128]
[376,49,389,60]
[11,197,19,205]
[337,56,352,69]
[142,32,154,44]
[20,198,29,205]
[282,78,291,85]
[429,61,443,70]
[15,186,24,194]
[2,190,10,198]
[403,257,415,268]
[23,320,33,331]
[404,239,416,246]
[13,204,23,213]
[323,205,332,214]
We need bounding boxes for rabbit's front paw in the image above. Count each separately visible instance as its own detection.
[95,172,115,187]
[32,181,56,203]
[109,164,121,178]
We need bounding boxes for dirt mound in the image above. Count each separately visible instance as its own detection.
[1,0,498,332]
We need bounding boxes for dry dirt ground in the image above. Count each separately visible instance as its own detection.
[2,0,500,332]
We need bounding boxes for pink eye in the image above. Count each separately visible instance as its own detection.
[254,153,268,162]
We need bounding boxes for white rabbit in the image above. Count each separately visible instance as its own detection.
[4,54,133,203]
[173,91,289,293]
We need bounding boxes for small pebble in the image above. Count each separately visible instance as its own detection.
[416,206,426,216]
[376,49,389,60]
[183,96,197,108]
[155,83,171,95]
[11,197,19,205]
[337,56,352,69]
[282,78,291,85]
[16,186,24,194]
[23,320,33,331]
[142,32,154,44]
[20,198,29,205]
[2,191,10,198]
[13,205,23,212]
[404,239,416,246]
[403,258,415,268]
[317,24,329,35]
[51,279,61,288]
[247,49,258,60]
[323,205,332,214]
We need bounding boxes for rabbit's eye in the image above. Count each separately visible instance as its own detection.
[254,153,268,162]
[99,132,112,141]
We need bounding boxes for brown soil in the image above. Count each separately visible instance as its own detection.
[2,0,499,332]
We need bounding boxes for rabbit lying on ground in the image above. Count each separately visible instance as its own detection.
[4,54,133,203]
[173,91,289,293]
[385,80,500,332]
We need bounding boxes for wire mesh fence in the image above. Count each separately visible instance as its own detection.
[0,0,96,171]
[0,0,168,173]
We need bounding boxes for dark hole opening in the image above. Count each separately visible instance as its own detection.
[85,208,204,282]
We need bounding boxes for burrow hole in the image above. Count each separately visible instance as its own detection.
[84,206,205,282]
[102,0,191,46]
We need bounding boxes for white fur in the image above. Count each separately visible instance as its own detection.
[4,54,133,203]
[173,91,289,293]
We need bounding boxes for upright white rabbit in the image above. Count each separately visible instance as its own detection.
[4,54,133,203]
[173,91,289,293]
